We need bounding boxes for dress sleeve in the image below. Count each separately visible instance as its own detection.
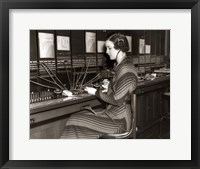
[95,72,137,106]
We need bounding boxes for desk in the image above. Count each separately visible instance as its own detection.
[30,94,104,139]
[30,76,170,139]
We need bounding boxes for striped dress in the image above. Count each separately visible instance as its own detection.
[60,57,138,139]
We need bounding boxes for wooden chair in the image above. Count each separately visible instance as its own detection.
[99,93,137,139]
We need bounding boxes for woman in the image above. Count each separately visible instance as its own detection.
[61,33,138,139]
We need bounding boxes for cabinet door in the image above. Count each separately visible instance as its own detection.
[147,90,162,124]
[136,94,148,131]
[136,90,162,132]
[30,118,68,139]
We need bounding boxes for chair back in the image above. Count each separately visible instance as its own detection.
[100,92,137,139]
[131,93,137,139]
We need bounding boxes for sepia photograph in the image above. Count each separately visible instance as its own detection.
[30,30,170,139]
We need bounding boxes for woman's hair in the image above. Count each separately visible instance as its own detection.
[107,33,129,52]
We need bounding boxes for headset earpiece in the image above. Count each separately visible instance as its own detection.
[117,38,125,48]
[109,33,129,52]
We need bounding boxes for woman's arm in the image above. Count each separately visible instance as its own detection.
[95,72,137,106]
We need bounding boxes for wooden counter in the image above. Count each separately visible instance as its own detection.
[30,94,104,139]
[30,76,170,139]
[135,76,170,138]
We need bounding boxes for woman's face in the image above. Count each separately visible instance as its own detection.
[105,40,119,60]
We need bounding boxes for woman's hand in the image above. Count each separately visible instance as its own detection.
[101,79,110,93]
[84,87,97,95]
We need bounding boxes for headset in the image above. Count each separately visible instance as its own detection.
[115,34,129,52]
[115,34,129,60]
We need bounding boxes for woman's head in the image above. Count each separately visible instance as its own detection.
[105,33,129,60]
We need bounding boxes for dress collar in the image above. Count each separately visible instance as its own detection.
[113,56,129,69]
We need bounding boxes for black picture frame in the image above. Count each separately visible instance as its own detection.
[0,0,199,168]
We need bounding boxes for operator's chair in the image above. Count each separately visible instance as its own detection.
[99,93,137,139]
